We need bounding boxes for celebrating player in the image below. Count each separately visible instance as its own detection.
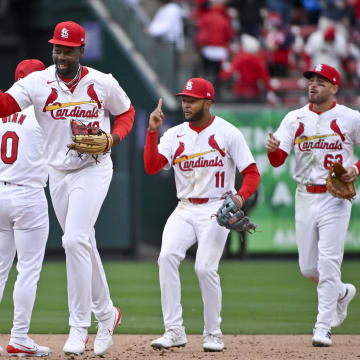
[0,21,135,356]
[144,78,260,352]
[0,59,50,356]
[266,64,358,347]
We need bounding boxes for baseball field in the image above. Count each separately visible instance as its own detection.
[0,260,359,359]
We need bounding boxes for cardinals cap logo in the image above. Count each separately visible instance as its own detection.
[61,27,69,39]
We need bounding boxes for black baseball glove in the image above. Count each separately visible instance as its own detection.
[216,192,257,233]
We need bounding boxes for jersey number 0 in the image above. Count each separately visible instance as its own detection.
[1,131,19,164]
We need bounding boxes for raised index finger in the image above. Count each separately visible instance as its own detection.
[157,98,163,111]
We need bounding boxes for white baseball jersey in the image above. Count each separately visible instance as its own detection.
[0,105,47,187]
[6,65,130,171]
[158,116,255,199]
[274,104,360,184]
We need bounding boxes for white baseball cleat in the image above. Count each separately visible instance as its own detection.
[7,337,50,357]
[151,327,187,350]
[63,327,88,355]
[94,306,122,356]
[0,345,3,355]
[203,333,224,352]
[331,284,356,328]
[312,328,332,347]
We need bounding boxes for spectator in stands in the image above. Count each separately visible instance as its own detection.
[263,12,295,76]
[195,3,233,100]
[301,0,321,24]
[125,0,150,26]
[318,0,353,37]
[226,0,266,38]
[355,0,360,31]
[304,25,347,76]
[348,31,360,101]
[220,34,276,103]
[266,0,292,25]
[192,0,210,18]
[147,0,185,51]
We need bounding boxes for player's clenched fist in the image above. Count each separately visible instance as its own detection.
[149,98,165,132]
[266,132,280,152]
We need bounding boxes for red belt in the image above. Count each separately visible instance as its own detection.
[306,185,327,193]
[188,198,209,204]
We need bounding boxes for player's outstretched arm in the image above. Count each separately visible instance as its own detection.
[149,98,165,132]
[112,104,135,146]
[238,163,260,205]
[265,132,280,152]
[144,98,168,174]
[266,132,288,168]
[0,91,21,117]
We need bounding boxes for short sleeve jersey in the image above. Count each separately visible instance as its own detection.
[0,105,47,187]
[274,104,360,184]
[158,116,255,199]
[6,65,131,171]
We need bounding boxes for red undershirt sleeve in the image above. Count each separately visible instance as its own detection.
[0,92,21,117]
[112,104,135,143]
[237,163,260,202]
[144,129,169,174]
[354,160,360,174]
[267,148,288,167]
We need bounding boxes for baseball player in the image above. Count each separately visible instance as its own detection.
[0,59,50,356]
[266,64,358,347]
[144,78,260,352]
[0,21,135,356]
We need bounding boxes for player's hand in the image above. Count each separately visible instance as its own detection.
[234,194,244,208]
[265,132,280,152]
[341,167,358,183]
[149,98,165,132]
[110,134,119,147]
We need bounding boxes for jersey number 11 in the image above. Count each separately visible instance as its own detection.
[215,171,225,188]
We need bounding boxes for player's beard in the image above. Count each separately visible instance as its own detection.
[55,60,79,78]
[308,89,330,105]
[185,103,205,123]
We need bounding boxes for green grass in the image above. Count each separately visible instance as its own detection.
[0,260,359,335]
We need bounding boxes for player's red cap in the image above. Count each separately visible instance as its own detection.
[49,21,85,47]
[303,64,340,85]
[176,78,215,101]
[15,59,46,81]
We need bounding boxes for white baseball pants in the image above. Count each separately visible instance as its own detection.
[295,187,351,330]
[49,159,114,328]
[158,199,229,336]
[0,183,48,339]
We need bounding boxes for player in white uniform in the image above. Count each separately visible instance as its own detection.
[144,78,260,352]
[0,59,50,357]
[266,64,358,347]
[0,21,135,356]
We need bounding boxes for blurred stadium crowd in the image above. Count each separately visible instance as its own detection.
[137,0,360,106]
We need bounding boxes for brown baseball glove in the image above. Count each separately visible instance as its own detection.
[326,162,356,200]
[67,120,113,155]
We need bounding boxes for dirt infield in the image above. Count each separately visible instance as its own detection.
[0,334,359,359]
